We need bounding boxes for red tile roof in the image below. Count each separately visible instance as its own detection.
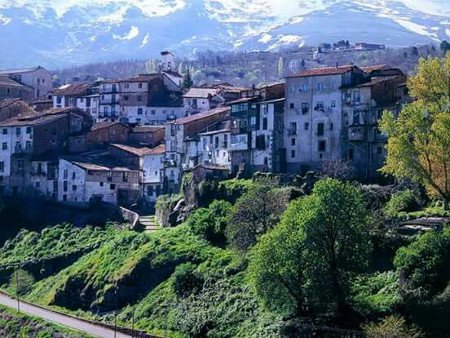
[90,121,128,132]
[148,144,165,155]
[287,65,357,78]
[109,143,154,156]
[169,107,230,125]
[52,83,91,96]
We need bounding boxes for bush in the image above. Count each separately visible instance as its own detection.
[363,315,423,338]
[385,190,418,217]
[187,200,232,246]
[172,263,204,298]
[10,269,35,296]
[394,226,450,300]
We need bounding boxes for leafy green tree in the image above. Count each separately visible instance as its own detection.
[226,185,289,251]
[380,55,450,210]
[394,226,450,300]
[10,269,34,296]
[187,200,232,246]
[248,179,371,316]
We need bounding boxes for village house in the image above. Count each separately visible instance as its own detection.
[183,87,225,115]
[0,77,34,102]
[284,65,366,173]
[129,125,165,147]
[160,51,184,87]
[58,153,140,207]
[98,80,121,122]
[199,120,231,171]
[165,106,230,192]
[0,66,52,98]
[341,71,406,180]
[229,83,286,175]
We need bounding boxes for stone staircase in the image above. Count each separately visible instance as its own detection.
[139,215,161,232]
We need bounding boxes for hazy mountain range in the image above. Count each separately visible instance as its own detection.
[0,0,449,69]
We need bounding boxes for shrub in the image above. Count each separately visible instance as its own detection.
[172,263,204,298]
[363,315,423,338]
[10,269,35,296]
[187,200,232,246]
[385,190,418,217]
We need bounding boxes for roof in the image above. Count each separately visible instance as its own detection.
[0,113,66,127]
[361,64,390,72]
[121,74,162,83]
[227,97,256,105]
[148,144,165,155]
[287,65,357,78]
[163,70,183,78]
[183,87,220,99]
[0,99,35,119]
[63,155,136,172]
[170,106,230,125]
[0,77,32,89]
[356,75,405,88]
[132,125,165,133]
[90,121,128,132]
[199,128,230,136]
[0,66,46,76]
[52,83,91,96]
[109,143,154,156]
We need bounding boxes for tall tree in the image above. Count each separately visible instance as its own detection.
[248,179,371,316]
[183,66,194,89]
[380,55,450,209]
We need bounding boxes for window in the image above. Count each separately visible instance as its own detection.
[215,136,219,148]
[137,108,143,115]
[291,138,296,146]
[138,83,143,89]
[26,127,31,134]
[2,129,7,135]
[300,84,308,92]
[110,184,116,190]
[290,103,295,109]
[301,102,309,114]
[318,140,326,152]
[353,91,361,103]
[317,123,325,136]
[289,122,297,135]
[72,185,77,191]
[291,149,296,158]
[0,162,4,172]
[329,123,334,131]
[262,117,268,130]
[123,95,129,101]
[99,182,104,187]
[151,110,156,115]
[304,122,309,130]
[63,194,67,202]
[63,169,68,179]
[223,134,228,148]
[123,172,128,182]
[353,111,361,125]
[331,100,336,108]
[16,128,20,136]
[2,143,7,150]
[56,96,62,104]
[264,157,268,166]
[25,141,31,150]
[137,95,142,102]
[72,172,76,179]
[63,181,68,192]
[315,101,325,112]
[317,83,325,91]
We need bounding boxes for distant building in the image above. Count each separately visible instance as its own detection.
[183,87,225,115]
[354,43,386,51]
[0,77,34,102]
[129,125,165,148]
[0,66,52,98]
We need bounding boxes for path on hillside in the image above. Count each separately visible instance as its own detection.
[139,215,161,232]
[0,292,132,338]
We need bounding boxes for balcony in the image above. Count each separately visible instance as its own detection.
[348,126,365,141]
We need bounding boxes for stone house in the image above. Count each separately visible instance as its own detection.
[0,77,34,102]
[129,125,165,147]
[0,66,52,98]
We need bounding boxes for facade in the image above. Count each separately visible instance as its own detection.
[0,66,52,98]
[183,87,224,115]
[284,65,366,173]
[142,144,166,203]
[0,77,34,102]
[98,81,121,122]
[129,125,165,147]
[199,121,231,171]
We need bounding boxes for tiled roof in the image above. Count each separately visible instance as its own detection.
[183,87,220,99]
[287,65,357,78]
[0,66,44,75]
[148,144,165,155]
[356,75,405,88]
[90,121,128,132]
[170,106,230,125]
[52,83,91,96]
[65,155,135,172]
[0,77,31,88]
[109,143,154,156]
[132,125,165,133]
[0,113,66,127]
[121,74,162,83]
[361,64,390,72]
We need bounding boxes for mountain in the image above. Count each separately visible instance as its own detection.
[0,0,449,69]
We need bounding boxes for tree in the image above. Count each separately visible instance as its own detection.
[10,269,34,296]
[277,57,284,79]
[248,179,371,316]
[187,200,232,246]
[380,55,450,210]
[440,40,450,53]
[183,66,194,89]
[226,185,290,251]
[394,226,450,300]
